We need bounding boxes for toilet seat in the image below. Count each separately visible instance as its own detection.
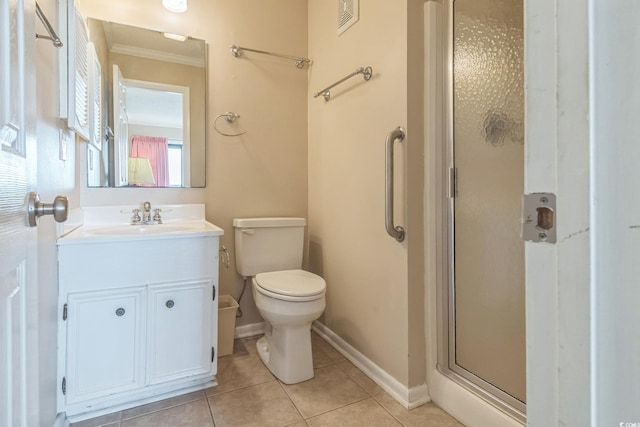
[254,269,325,302]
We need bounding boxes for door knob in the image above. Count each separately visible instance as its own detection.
[27,192,69,227]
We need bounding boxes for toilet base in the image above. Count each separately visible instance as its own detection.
[256,336,270,365]
[256,324,314,384]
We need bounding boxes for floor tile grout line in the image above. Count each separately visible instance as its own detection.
[70,410,123,427]
[371,393,408,427]
[118,396,215,426]
[333,360,383,398]
[302,394,373,422]
[275,379,307,424]
[276,354,372,421]
[206,376,276,398]
[204,392,217,426]
[119,394,207,422]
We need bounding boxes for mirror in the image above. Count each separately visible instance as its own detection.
[86,18,206,187]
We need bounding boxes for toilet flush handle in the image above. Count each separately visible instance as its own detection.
[241,228,255,235]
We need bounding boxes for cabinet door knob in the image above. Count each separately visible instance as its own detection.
[115,307,126,316]
[166,300,175,308]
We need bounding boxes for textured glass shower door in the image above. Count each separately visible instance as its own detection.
[445,0,526,416]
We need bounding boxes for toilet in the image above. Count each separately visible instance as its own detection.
[233,217,326,384]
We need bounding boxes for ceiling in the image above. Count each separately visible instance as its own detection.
[125,86,183,129]
[100,20,205,67]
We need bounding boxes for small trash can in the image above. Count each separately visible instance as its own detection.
[218,295,239,356]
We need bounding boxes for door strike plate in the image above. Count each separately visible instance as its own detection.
[521,193,556,243]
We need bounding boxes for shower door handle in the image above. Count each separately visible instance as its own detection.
[385,126,406,242]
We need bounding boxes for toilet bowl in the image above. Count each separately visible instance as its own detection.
[232,217,326,384]
[252,269,326,384]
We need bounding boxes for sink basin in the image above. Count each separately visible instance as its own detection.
[85,223,203,236]
[59,219,224,244]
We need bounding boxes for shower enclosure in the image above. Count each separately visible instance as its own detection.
[438,0,525,421]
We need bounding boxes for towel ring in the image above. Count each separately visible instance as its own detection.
[214,112,247,137]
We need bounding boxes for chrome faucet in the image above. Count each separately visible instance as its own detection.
[142,201,152,223]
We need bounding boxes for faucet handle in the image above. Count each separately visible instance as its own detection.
[131,209,142,224]
[153,208,163,223]
[120,208,142,224]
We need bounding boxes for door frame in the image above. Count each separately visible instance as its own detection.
[523,0,591,425]
[120,78,191,187]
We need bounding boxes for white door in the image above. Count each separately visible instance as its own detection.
[112,64,128,186]
[146,281,212,385]
[0,0,39,425]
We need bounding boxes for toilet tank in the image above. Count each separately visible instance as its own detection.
[233,217,306,277]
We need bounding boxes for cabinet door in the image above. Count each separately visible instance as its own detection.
[65,288,146,404]
[147,281,212,385]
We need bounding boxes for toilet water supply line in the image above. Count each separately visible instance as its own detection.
[219,246,246,318]
[236,278,249,318]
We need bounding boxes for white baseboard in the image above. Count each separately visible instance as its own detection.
[234,321,265,338]
[429,369,524,427]
[312,321,430,410]
[52,413,69,427]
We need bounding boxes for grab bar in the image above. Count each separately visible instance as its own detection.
[385,126,406,242]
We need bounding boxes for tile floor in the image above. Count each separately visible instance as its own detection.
[71,332,464,427]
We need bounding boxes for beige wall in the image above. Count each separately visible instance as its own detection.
[76,0,309,325]
[307,0,425,388]
[406,0,427,391]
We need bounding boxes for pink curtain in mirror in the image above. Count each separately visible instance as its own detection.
[130,135,169,187]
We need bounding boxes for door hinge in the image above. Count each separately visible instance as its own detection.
[212,285,216,301]
[449,167,457,199]
[520,193,557,243]
[62,303,68,321]
[211,347,215,362]
[61,377,66,395]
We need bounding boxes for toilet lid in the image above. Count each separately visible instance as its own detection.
[255,269,325,298]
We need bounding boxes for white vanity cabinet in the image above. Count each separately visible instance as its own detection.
[57,219,222,421]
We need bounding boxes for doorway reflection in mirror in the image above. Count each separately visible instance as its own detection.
[84,17,206,188]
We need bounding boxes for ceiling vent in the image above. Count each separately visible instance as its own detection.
[337,0,359,35]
